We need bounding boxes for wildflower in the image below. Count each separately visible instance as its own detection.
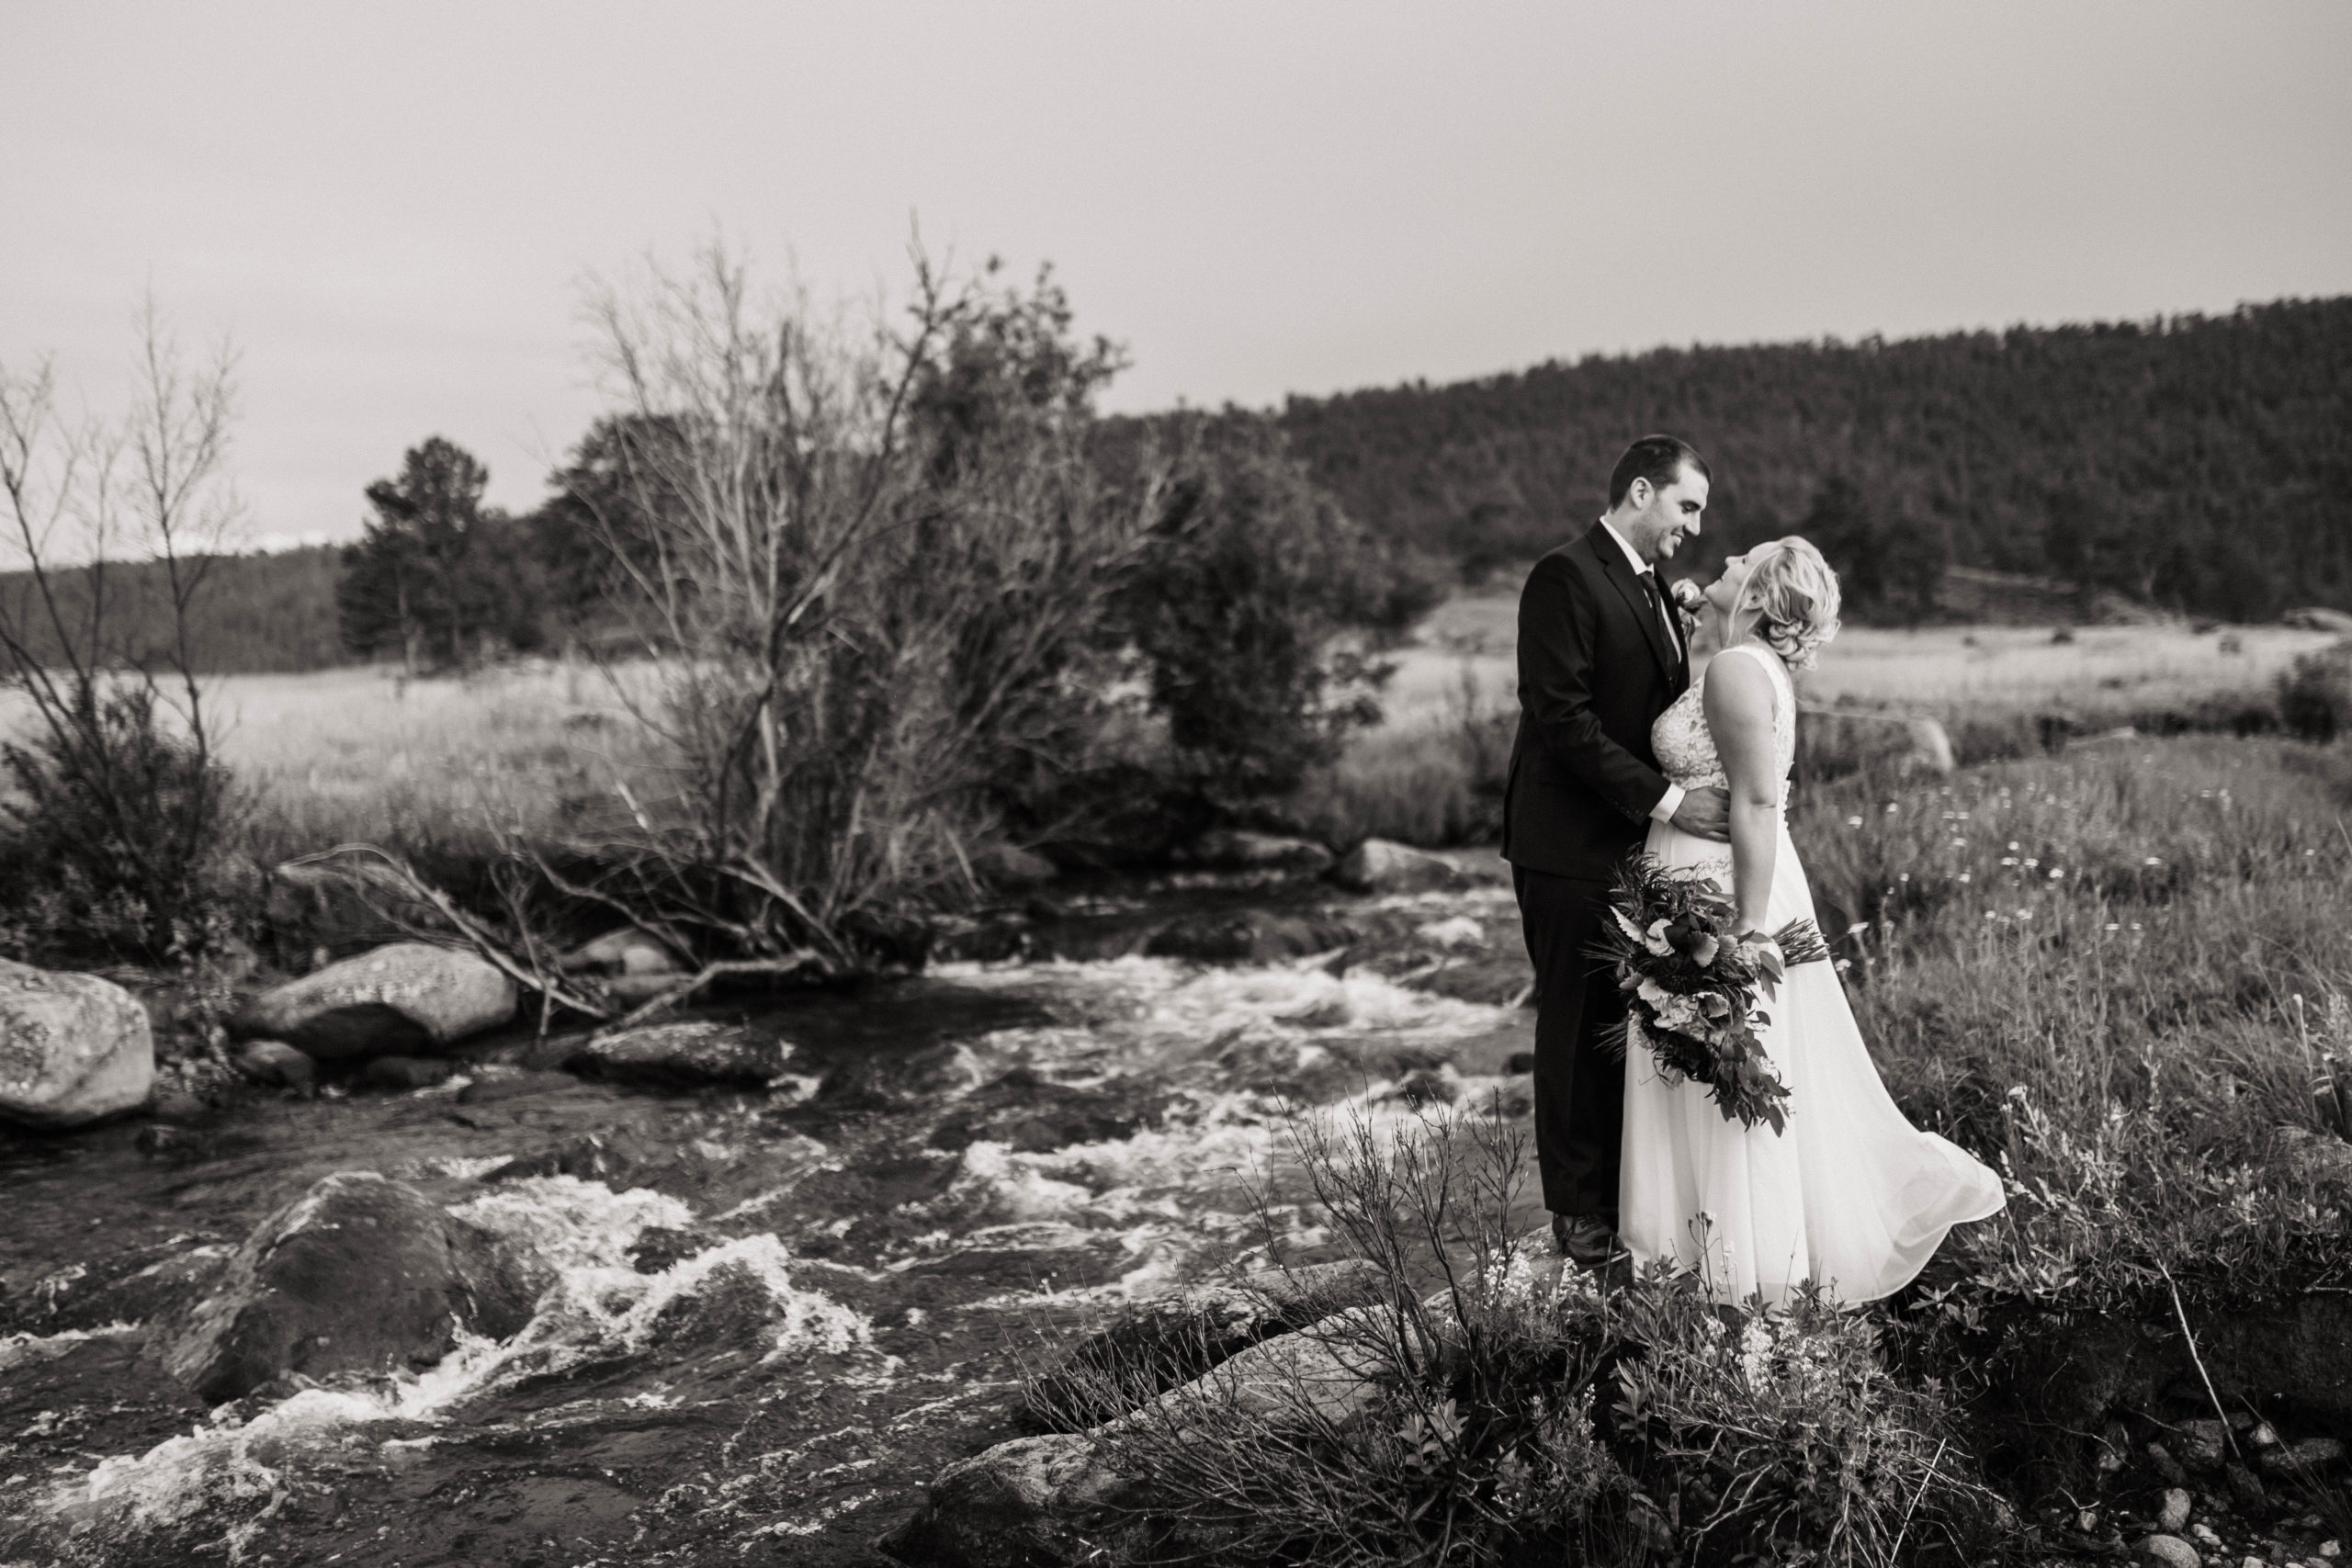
[2143,856,2163,866]
[1846,816,1863,829]
[1957,872,1971,884]
[2049,866,2064,879]
[2023,857,2039,868]
[2007,840,2020,851]
[2104,922,2120,931]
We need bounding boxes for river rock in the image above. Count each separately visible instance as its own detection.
[0,959,154,1129]
[2178,1417,2230,1469]
[1177,829,1336,877]
[1330,838,1464,895]
[1019,1258,1387,1431]
[161,1170,535,1405]
[2258,1436,2346,1477]
[929,1067,1164,1156]
[2141,1534,2201,1568]
[2157,1487,2192,1532]
[360,1055,455,1091]
[879,1431,1141,1567]
[566,1021,796,1089]
[559,926,682,976]
[233,1040,315,1089]
[232,942,516,1061]
[970,842,1058,890]
[1143,908,1353,964]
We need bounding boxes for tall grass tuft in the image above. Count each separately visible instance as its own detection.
[1046,1105,1999,1567]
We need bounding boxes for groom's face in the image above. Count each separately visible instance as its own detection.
[1623,464,1710,561]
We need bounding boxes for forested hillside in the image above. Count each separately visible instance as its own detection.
[11,297,2343,672]
[1268,296,2352,620]
[0,546,345,674]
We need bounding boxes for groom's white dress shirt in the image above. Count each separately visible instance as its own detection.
[1598,517,1687,827]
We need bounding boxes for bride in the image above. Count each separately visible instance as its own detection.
[1618,537,2004,1304]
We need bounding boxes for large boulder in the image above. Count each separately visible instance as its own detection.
[0,959,154,1129]
[1330,839,1466,896]
[231,942,516,1061]
[1020,1258,1386,1430]
[889,1304,1403,1565]
[160,1170,536,1404]
[566,1021,797,1089]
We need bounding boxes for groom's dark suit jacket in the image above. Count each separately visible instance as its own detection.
[1502,523,1690,881]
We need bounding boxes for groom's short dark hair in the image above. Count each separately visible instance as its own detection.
[1608,434,1710,509]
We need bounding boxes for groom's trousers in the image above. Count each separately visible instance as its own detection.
[1513,865,1627,1224]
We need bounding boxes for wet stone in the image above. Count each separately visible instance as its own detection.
[359,1055,454,1091]
[566,1021,797,1089]
[2142,1534,2202,1568]
[232,942,516,1061]
[927,1067,1162,1154]
[1142,908,1353,964]
[0,958,155,1130]
[2159,1487,2193,1532]
[233,1039,315,1089]
[2224,1461,2268,1510]
[2260,1437,2347,1478]
[160,1169,535,1404]
[1330,837,1465,895]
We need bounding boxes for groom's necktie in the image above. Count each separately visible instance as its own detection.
[1638,570,1683,666]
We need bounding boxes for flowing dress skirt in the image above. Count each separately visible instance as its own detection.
[1618,817,2005,1304]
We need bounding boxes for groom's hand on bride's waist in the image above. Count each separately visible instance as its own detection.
[1669,785,1731,841]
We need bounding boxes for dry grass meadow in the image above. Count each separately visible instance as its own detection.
[0,592,2335,863]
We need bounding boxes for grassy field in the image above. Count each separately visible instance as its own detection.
[0,592,2334,866]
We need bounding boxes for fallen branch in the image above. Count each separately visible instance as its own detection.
[286,843,617,1021]
[2156,1260,2243,1465]
[591,955,825,1036]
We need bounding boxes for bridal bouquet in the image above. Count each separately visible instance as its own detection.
[1593,855,1830,1134]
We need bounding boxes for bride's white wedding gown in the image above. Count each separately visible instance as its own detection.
[1620,641,2004,1305]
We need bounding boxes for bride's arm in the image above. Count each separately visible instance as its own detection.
[1702,650,1782,933]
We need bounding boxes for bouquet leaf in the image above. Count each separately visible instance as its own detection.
[1590,854,1829,1134]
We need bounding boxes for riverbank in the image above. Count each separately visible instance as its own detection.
[2,735,2346,1563]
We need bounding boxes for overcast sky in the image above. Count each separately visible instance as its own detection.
[4,1,2347,547]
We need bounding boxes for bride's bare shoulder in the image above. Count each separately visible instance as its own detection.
[1701,643,1781,725]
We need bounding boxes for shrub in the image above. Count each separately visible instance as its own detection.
[2279,637,2352,740]
[0,685,252,964]
[0,304,251,966]
[1119,417,1442,804]
[1057,1106,1995,1567]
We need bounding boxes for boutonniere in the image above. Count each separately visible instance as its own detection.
[1668,576,1706,637]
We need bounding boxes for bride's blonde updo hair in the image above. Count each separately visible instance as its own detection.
[1734,536,1842,671]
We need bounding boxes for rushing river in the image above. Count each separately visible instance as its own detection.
[0,874,1537,1567]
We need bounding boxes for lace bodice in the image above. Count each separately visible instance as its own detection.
[1652,642,1797,807]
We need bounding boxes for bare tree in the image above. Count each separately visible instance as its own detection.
[541,241,1153,978]
[0,300,244,962]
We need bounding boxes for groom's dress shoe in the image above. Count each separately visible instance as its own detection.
[1552,1213,1629,1269]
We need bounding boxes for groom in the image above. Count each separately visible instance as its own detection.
[1502,434,1729,1268]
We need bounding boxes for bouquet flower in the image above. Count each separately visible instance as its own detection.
[1593,855,1829,1134]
